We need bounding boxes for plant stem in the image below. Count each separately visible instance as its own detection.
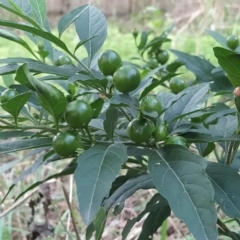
[161,219,168,240]
[0,118,15,127]
[70,53,95,78]
[61,182,81,240]
[217,219,239,240]
[226,141,234,165]
[213,147,221,162]
[118,107,132,122]
[84,126,94,143]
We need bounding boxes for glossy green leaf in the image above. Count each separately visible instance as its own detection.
[140,73,177,99]
[209,116,237,138]
[68,74,108,90]
[90,98,104,118]
[0,29,38,59]
[0,19,71,54]
[206,29,240,53]
[0,2,41,29]
[58,4,89,37]
[29,0,49,31]
[103,107,119,140]
[103,174,154,212]
[0,57,38,64]
[0,159,21,174]
[15,64,67,127]
[9,0,32,15]
[130,66,162,97]
[2,74,14,87]
[164,83,210,131]
[206,162,240,218]
[138,204,170,240]
[206,30,228,48]
[1,91,32,123]
[122,194,170,240]
[74,36,97,53]
[166,61,184,72]
[109,93,138,109]
[74,143,128,224]
[213,47,240,87]
[195,142,215,157]
[171,49,233,92]
[137,31,148,50]
[74,5,107,64]
[93,207,106,240]
[0,137,52,154]
[86,222,95,240]
[0,130,33,139]
[148,146,217,240]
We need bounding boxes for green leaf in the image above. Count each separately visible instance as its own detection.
[0,137,52,154]
[103,174,154,212]
[206,30,228,48]
[196,142,215,157]
[74,36,97,54]
[138,204,170,240]
[171,49,233,92]
[0,2,41,29]
[103,107,119,140]
[93,207,106,240]
[0,57,38,64]
[2,74,14,87]
[166,61,184,72]
[28,0,49,31]
[206,29,240,53]
[164,83,210,131]
[109,93,138,109]
[140,73,177,99]
[208,115,237,138]
[1,91,32,123]
[86,222,95,240]
[68,74,108,90]
[213,47,240,87]
[90,98,104,118]
[15,64,67,128]
[137,31,149,50]
[58,4,89,37]
[148,146,217,240]
[0,28,38,59]
[0,19,71,54]
[0,159,21,174]
[74,5,107,64]
[10,0,32,15]
[74,143,128,225]
[0,130,33,139]
[206,162,240,218]
[122,194,170,240]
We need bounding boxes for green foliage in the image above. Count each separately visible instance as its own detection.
[1,2,240,240]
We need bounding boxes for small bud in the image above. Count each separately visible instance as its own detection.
[132,29,139,39]
[234,87,240,97]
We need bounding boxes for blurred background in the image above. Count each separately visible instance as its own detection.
[1,0,240,64]
[1,1,240,239]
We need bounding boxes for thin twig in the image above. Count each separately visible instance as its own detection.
[0,188,38,218]
[66,175,74,240]
[61,183,81,240]
[217,218,239,240]
[118,107,132,122]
